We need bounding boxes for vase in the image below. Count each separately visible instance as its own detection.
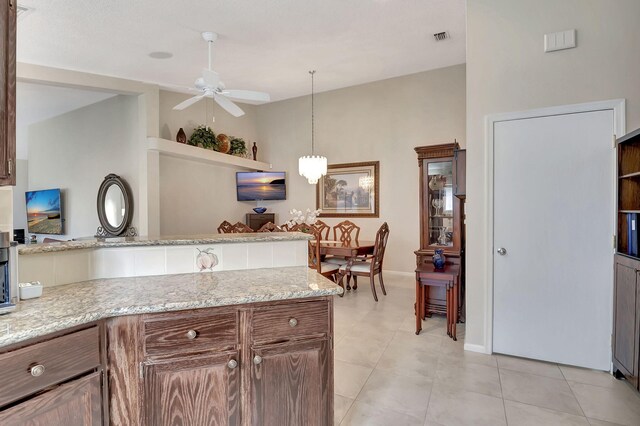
[432,249,446,270]
[216,134,230,153]
[176,128,186,144]
[252,142,258,161]
[438,226,448,245]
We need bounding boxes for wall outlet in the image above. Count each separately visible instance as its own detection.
[544,29,576,52]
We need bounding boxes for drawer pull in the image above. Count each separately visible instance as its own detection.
[227,359,238,369]
[253,355,263,365]
[289,318,298,327]
[186,330,198,340]
[30,364,45,377]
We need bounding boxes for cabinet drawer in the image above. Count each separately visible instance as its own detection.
[0,326,101,407]
[144,310,238,356]
[251,301,329,343]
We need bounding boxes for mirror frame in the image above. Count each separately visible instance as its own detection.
[96,174,133,237]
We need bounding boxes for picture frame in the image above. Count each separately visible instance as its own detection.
[316,161,379,217]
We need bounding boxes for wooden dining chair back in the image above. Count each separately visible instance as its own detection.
[289,223,314,233]
[257,222,283,232]
[333,220,360,243]
[292,224,338,281]
[231,222,254,233]
[217,220,235,233]
[280,223,291,231]
[311,220,331,240]
[338,222,389,301]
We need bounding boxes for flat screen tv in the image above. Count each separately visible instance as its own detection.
[26,188,63,235]
[236,172,286,201]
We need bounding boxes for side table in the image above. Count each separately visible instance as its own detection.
[415,264,461,340]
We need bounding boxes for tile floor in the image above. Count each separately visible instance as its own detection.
[332,273,640,426]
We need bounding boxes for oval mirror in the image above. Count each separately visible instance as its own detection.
[96,174,133,237]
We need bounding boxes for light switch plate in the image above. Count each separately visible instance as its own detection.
[544,29,576,52]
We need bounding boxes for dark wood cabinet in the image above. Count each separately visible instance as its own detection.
[613,128,640,392]
[453,149,466,199]
[250,339,331,426]
[108,297,334,425]
[0,0,16,186]
[246,213,276,231]
[144,352,241,426]
[0,372,103,426]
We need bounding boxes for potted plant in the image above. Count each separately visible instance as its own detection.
[188,126,217,150]
[229,137,247,157]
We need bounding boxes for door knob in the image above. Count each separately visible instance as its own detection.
[497,248,507,256]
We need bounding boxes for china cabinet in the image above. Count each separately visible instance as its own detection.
[0,0,16,186]
[414,142,465,316]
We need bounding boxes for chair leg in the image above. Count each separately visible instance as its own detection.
[336,273,345,297]
[378,272,387,296]
[352,276,358,290]
[369,274,378,302]
[346,275,352,290]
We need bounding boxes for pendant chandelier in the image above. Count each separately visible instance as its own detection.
[299,70,327,184]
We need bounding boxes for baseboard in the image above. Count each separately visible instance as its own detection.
[384,270,414,277]
[464,343,490,354]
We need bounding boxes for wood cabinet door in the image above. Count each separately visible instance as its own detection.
[0,0,16,186]
[0,372,102,426]
[143,352,241,426]
[613,261,638,375]
[250,339,332,426]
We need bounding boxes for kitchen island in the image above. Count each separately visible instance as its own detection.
[0,266,341,425]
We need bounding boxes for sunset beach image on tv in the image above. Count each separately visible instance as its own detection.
[26,189,63,234]
[236,172,286,201]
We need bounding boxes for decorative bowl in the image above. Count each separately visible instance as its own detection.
[253,207,267,214]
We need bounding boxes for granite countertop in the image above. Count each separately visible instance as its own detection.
[0,266,342,348]
[18,232,313,255]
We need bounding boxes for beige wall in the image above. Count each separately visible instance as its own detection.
[465,0,640,349]
[28,95,139,239]
[257,65,466,273]
[157,91,262,235]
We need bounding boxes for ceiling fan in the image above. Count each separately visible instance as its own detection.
[172,32,270,117]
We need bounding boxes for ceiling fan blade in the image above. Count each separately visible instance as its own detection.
[173,94,206,111]
[222,90,270,103]
[213,93,245,117]
[202,69,220,88]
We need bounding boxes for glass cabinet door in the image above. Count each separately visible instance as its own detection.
[427,161,454,247]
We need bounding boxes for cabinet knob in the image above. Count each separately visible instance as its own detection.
[497,247,507,256]
[227,359,238,369]
[289,318,298,328]
[30,364,45,377]
[253,355,263,365]
[186,330,198,340]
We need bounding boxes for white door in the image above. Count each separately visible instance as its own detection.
[493,109,615,370]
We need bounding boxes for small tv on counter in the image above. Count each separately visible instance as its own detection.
[26,188,63,235]
[236,172,286,201]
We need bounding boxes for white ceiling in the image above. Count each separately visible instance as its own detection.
[16,82,116,128]
[16,0,466,102]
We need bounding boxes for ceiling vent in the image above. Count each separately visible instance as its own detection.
[433,32,449,41]
[16,5,34,21]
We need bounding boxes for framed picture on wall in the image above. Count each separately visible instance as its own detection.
[316,161,379,217]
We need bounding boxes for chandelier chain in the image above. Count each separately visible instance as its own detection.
[310,70,316,155]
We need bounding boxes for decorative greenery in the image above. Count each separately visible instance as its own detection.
[188,126,217,150]
[229,137,247,156]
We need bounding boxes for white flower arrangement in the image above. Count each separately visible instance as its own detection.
[286,208,320,227]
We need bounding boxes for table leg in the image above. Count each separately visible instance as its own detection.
[415,280,422,335]
[452,280,458,341]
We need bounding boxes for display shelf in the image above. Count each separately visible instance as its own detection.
[147,137,272,171]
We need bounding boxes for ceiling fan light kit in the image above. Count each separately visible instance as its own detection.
[299,70,328,185]
[172,31,270,117]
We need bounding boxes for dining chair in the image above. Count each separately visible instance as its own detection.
[291,224,339,282]
[311,220,331,240]
[280,223,291,231]
[338,222,389,301]
[217,220,235,233]
[231,222,254,233]
[257,222,284,232]
[333,220,360,243]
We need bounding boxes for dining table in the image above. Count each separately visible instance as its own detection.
[312,240,376,290]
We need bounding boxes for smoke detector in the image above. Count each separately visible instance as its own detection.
[16,5,34,20]
[433,32,449,41]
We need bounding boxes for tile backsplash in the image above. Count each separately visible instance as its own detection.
[18,241,308,287]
